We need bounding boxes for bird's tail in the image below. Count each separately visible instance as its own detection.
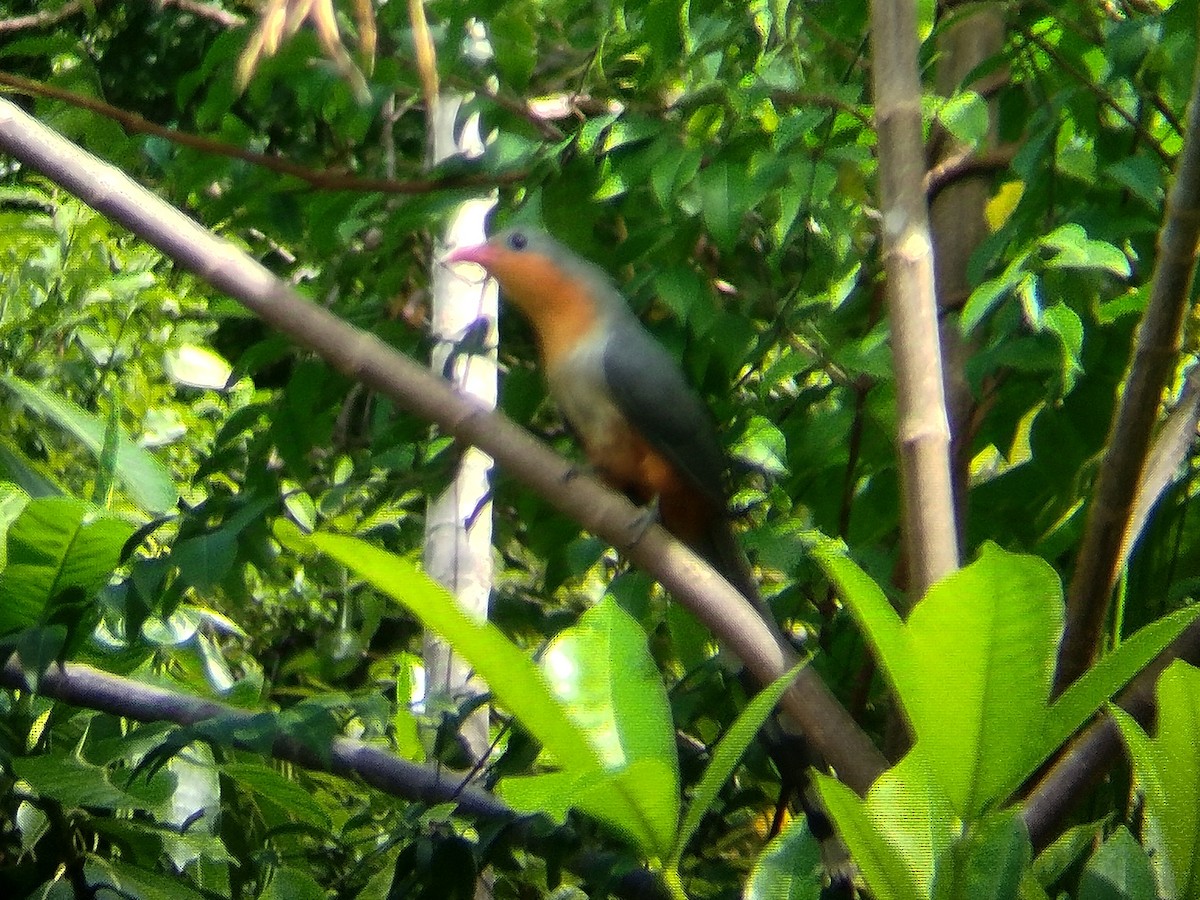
[692,516,854,897]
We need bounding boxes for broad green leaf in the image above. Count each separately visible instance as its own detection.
[744,815,825,900]
[961,251,1030,334]
[1112,661,1200,899]
[12,752,172,812]
[0,438,63,498]
[814,759,931,900]
[172,530,238,591]
[1039,224,1131,277]
[947,811,1033,900]
[0,483,30,569]
[537,598,679,856]
[651,145,702,206]
[865,751,955,896]
[695,161,756,250]
[905,544,1061,817]
[1077,827,1156,900]
[1043,604,1200,786]
[222,761,331,829]
[1033,820,1106,888]
[259,866,325,900]
[937,91,989,149]
[654,264,711,329]
[164,343,234,390]
[0,497,137,633]
[732,416,789,476]
[0,375,178,513]
[672,662,805,863]
[492,8,540,90]
[497,770,589,823]
[82,858,208,900]
[1042,302,1084,393]
[502,759,680,858]
[307,530,599,773]
[574,757,679,858]
[806,536,913,713]
[392,652,426,763]
[540,597,676,773]
[13,625,66,691]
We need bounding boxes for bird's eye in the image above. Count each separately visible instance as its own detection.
[507,232,528,251]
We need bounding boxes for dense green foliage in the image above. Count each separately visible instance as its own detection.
[1,0,1200,897]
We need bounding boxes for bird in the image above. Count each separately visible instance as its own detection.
[446,229,855,886]
[445,226,766,619]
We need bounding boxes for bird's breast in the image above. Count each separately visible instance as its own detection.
[546,332,627,449]
[544,329,698,508]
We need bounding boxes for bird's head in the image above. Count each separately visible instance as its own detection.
[446,227,617,325]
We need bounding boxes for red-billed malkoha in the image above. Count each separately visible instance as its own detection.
[447,227,766,619]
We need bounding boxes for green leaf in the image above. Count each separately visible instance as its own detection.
[744,814,825,900]
[537,597,679,856]
[1042,302,1084,393]
[392,652,426,763]
[1018,273,1042,328]
[672,662,805,863]
[952,811,1033,900]
[814,754,941,900]
[1039,224,1131,277]
[164,343,234,390]
[94,389,121,507]
[1077,827,1156,900]
[0,497,137,633]
[806,535,913,711]
[574,757,679,857]
[937,91,989,149]
[0,375,178,513]
[82,858,208,900]
[1112,660,1200,898]
[307,531,599,773]
[222,761,332,829]
[172,531,238,591]
[961,252,1031,334]
[651,145,702,207]
[694,161,757,251]
[654,264,711,330]
[732,416,790,476]
[904,544,1061,818]
[961,275,1014,334]
[14,625,66,691]
[1045,604,1200,778]
[540,597,676,773]
[0,438,64,498]
[260,866,326,900]
[0,483,31,569]
[12,752,172,812]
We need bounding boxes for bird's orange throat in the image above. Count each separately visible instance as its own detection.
[488,252,602,368]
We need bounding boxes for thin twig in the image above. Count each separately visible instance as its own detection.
[0,0,99,34]
[0,72,523,195]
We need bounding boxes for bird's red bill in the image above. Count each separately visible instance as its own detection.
[445,243,496,269]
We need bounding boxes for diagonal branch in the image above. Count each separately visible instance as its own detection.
[1055,46,1200,694]
[0,98,888,794]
